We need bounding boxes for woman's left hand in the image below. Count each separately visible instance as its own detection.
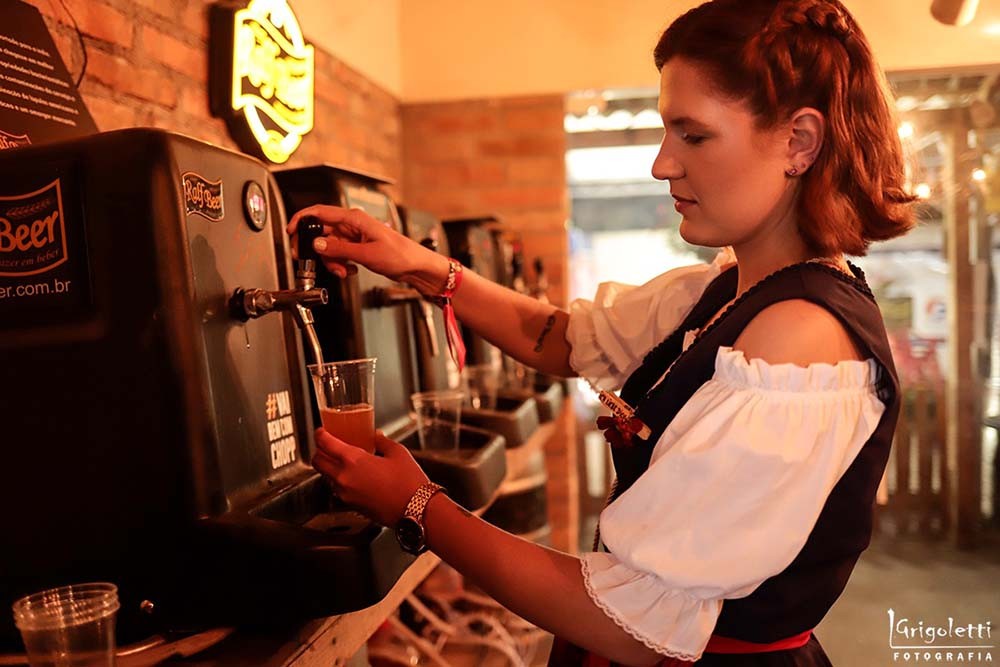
[312,429,430,526]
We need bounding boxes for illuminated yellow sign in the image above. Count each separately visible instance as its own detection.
[230,0,314,164]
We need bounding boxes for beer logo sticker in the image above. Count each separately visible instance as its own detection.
[0,130,31,151]
[228,0,314,164]
[183,172,225,222]
[265,389,297,469]
[0,179,67,277]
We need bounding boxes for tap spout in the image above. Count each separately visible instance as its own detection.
[231,287,328,321]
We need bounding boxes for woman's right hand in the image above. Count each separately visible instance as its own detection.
[287,205,448,291]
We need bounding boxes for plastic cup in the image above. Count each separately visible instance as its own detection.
[505,359,537,391]
[411,390,465,451]
[463,363,500,410]
[12,582,120,667]
[309,358,377,453]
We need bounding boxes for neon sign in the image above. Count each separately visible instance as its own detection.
[211,0,314,164]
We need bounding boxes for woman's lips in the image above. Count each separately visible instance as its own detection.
[672,194,697,212]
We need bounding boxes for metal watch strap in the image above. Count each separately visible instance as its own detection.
[403,482,446,524]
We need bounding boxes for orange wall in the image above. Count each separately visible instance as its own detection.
[384,0,1000,102]
[295,0,402,97]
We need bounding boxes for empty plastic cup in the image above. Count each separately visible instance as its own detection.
[12,582,120,667]
[505,359,537,391]
[462,363,500,410]
[411,390,465,450]
[309,358,377,453]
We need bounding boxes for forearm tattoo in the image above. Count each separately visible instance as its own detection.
[533,314,556,353]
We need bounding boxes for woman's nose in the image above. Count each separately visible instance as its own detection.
[651,140,683,181]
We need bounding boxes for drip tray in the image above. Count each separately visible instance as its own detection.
[460,395,540,448]
[167,474,415,627]
[397,423,507,510]
[500,378,564,423]
[534,376,565,422]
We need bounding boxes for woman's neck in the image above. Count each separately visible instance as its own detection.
[729,239,844,297]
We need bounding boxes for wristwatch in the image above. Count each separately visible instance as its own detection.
[395,482,446,555]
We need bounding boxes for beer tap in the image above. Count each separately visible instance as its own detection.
[230,217,329,369]
[531,257,550,304]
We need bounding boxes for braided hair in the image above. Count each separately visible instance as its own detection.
[654,0,915,256]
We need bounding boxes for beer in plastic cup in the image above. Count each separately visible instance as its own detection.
[309,358,377,453]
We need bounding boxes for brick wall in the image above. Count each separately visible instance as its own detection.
[401,96,578,553]
[401,96,569,309]
[24,0,402,188]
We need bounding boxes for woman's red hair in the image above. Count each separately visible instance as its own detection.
[655,0,916,256]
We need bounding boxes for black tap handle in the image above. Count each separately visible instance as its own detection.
[298,216,325,262]
[511,253,524,279]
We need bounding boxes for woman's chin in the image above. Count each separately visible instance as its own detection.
[678,219,715,247]
[679,217,736,249]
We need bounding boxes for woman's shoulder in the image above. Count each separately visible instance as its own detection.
[732,299,864,367]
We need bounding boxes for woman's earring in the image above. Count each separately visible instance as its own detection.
[785,166,799,177]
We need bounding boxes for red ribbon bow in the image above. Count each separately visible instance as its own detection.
[596,415,647,449]
[439,260,466,373]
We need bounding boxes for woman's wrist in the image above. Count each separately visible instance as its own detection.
[401,251,452,297]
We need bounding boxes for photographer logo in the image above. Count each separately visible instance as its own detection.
[890,609,993,663]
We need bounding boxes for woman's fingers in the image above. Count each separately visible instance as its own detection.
[313,234,373,266]
[288,206,384,279]
[287,205,377,238]
[373,430,407,458]
[312,450,339,479]
[312,235,365,278]
[314,428,363,463]
[287,204,345,235]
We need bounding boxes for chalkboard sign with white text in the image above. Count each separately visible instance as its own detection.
[0,0,97,150]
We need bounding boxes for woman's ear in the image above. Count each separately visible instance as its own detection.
[786,107,825,174]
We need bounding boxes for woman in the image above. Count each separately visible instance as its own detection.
[288,0,915,664]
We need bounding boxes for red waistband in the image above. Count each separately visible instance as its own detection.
[704,629,813,654]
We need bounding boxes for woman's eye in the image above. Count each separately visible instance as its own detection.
[680,132,706,145]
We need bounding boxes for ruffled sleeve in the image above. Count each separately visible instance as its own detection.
[580,347,887,661]
[565,248,736,390]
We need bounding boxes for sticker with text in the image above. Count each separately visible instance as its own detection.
[266,389,296,469]
[182,172,224,221]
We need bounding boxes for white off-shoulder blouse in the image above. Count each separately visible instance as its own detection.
[564,251,887,662]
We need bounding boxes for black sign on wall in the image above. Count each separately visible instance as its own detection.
[209,0,314,164]
[0,1,97,150]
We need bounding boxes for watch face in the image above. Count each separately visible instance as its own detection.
[396,516,425,553]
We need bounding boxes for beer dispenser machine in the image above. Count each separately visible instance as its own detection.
[405,211,555,542]
[0,129,417,648]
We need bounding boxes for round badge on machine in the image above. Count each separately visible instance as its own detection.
[243,181,268,231]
